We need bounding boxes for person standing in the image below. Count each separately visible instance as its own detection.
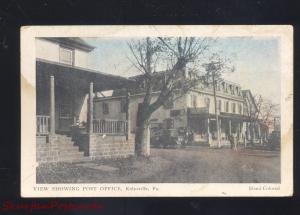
[233,133,238,151]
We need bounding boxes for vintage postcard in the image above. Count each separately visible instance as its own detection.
[21,25,293,197]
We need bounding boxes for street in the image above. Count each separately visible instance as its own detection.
[37,147,280,183]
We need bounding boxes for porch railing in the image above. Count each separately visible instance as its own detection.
[93,119,127,135]
[36,115,50,135]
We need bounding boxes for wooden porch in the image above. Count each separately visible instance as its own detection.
[37,116,128,136]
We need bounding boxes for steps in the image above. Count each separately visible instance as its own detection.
[37,134,90,163]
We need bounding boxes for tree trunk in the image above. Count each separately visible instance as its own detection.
[135,107,151,157]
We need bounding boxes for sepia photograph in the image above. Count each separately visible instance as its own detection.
[21,26,293,197]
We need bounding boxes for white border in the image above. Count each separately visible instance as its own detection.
[21,25,293,197]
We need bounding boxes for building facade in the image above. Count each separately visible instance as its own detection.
[36,38,135,163]
[95,72,268,147]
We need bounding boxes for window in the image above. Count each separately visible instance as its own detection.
[239,104,242,114]
[192,95,197,107]
[59,102,71,118]
[218,100,222,112]
[232,103,236,113]
[224,83,228,93]
[140,80,146,89]
[165,118,174,129]
[59,47,73,65]
[170,110,183,117]
[120,99,127,113]
[243,104,247,115]
[103,103,109,115]
[222,82,225,91]
[225,101,229,112]
[205,97,210,108]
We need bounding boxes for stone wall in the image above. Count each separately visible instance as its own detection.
[36,137,60,163]
[89,134,135,159]
[36,136,47,145]
[36,134,135,163]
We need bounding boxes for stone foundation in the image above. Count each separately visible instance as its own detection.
[36,134,135,163]
[89,134,135,159]
[36,141,60,163]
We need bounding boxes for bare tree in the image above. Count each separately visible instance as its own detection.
[127,37,213,156]
[246,94,279,144]
[254,95,279,128]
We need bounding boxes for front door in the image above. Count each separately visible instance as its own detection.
[58,101,73,133]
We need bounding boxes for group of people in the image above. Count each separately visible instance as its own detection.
[180,126,241,150]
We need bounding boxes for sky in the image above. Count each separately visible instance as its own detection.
[84,37,281,104]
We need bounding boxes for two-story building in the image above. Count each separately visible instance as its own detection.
[94,70,267,147]
[36,38,135,163]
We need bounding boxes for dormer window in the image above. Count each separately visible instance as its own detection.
[229,85,233,94]
[225,83,228,93]
[59,46,74,65]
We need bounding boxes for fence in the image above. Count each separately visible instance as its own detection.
[37,115,50,135]
[93,119,127,135]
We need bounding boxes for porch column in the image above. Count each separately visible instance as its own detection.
[207,117,211,145]
[247,123,251,140]
[258,123,262,145]
[239,122,243,142]
[50,76,55,135]
[219,119,222,140]
[126,92,131,140]
[88,82,94,134]
[229,120,232,136]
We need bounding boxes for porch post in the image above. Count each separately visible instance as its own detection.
[239,122,243,142]
[229,119,232,136]
[207,117,211,145]
[126,92,131,140]
[258,123,262,145]
[88,82,94,134]
[50,76,55,135]
[219,118,222,140]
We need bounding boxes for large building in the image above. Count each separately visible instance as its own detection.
[95,71,268,147]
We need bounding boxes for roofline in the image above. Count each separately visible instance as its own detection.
[243,90,258,112]
[36,58,134,82]
[129,72,241,87]
[41,37,95,52]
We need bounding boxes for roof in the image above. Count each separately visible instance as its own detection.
[43,37,95,52]
[36,59,133,92]
[242,90,258,113]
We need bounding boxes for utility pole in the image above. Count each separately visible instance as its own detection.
[212,68,221,148]
[203,55,234,148]
[204,62,221,148]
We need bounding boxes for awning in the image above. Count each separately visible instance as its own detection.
[188,108,249,121]
[219,112,248,121]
